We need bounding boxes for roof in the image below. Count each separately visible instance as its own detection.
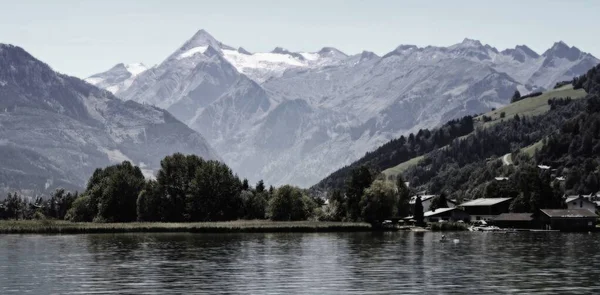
[424,207,456,217]
[409,195,436,204]
[565,195,594,204]
[540,209,597,218]
[459,198,512,207]
[494,213,533,221]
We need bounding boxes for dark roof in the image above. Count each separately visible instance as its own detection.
[540,209,597,218]
[494,213,533,221]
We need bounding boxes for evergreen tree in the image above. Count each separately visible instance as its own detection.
[413,196,424,226]
[396,175,411,217]
[511,90,521,103]
[256,180,265,193]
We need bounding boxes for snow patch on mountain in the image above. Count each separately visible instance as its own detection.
[88,30,599,188]
[85,62,148,94]
[178,46,209,59]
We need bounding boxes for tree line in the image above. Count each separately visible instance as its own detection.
[1,154,321,222]
[1,154,412,224]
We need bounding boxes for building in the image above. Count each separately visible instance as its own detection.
[423,207,470,223]
[537,209,597,231]
[458,198,512,221]
[492,213,536,229]
[409,195,456,215]
[565,195,596,213]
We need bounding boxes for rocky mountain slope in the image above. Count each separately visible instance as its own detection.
[0,44,219,195]
[85,62,147,94]
[88,30,599,187]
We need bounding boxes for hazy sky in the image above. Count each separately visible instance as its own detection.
[1,0,599,78]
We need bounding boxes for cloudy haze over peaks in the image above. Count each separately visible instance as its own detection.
[85,29,599,187]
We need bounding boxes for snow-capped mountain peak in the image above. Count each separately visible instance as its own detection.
[85,62,148,94]
[88,36,599,188]
[182,29,233,51]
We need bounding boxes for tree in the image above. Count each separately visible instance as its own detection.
[360,180,398,223]
[511,90,521,103]
[413,196,424,226]
[429,192,448,211]
[156,154,205,221]
[46,188,77,220]
[242,178,250,191]
[243,191,268,219]
[65,195,94,222]
[96,162,145,222]
[78,161,145,222]
[256,180,265,193]
[268,185,315,221]
[396,175,411,217]
[186,160,242,221]
[345,166,373,221]
[137,180,162,221]
[327,189,347,221]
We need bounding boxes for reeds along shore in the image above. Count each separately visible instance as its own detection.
[0,220,374,234]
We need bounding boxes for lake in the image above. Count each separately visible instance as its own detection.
[1,231,600,294]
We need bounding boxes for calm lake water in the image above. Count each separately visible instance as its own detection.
[1,231,600,294]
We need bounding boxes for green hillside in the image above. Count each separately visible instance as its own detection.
[381,85,587,179]
[475,85,587,129]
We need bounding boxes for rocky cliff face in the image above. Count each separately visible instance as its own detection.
[0,44,219,195]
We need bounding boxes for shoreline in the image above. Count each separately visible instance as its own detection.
[0,220,379,234]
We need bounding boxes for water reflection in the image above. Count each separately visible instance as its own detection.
[2,232,600,294]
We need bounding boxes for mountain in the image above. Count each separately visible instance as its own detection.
[88,30,599,188]
[85,62,148,94]
[0,44,219,195]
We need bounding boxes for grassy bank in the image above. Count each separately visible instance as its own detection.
[0,220,374,234]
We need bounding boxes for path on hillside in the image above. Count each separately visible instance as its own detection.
[502,153,513,165]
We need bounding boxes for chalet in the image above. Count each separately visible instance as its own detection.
[409,195,456,215]
[565,195,596,213]
[492,213,536,229]
[423,207,470,223]
[538,209,597,231]
[458,198,512,221]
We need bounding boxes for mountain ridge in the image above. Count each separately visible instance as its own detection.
[0,44,219,195]
[86,30,599,188]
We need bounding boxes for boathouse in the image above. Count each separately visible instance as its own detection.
[537,209,597,231]
[423,207,470,223]
[492,213,536,229]
[458,198,512,221]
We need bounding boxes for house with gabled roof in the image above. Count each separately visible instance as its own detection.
[458,198,512,221]
[565,195,596,213]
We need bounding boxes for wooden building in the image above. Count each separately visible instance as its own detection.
[423,207,470,223]
[458,198,512,221]
[538,209,597,231]
[492,213,536,229]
